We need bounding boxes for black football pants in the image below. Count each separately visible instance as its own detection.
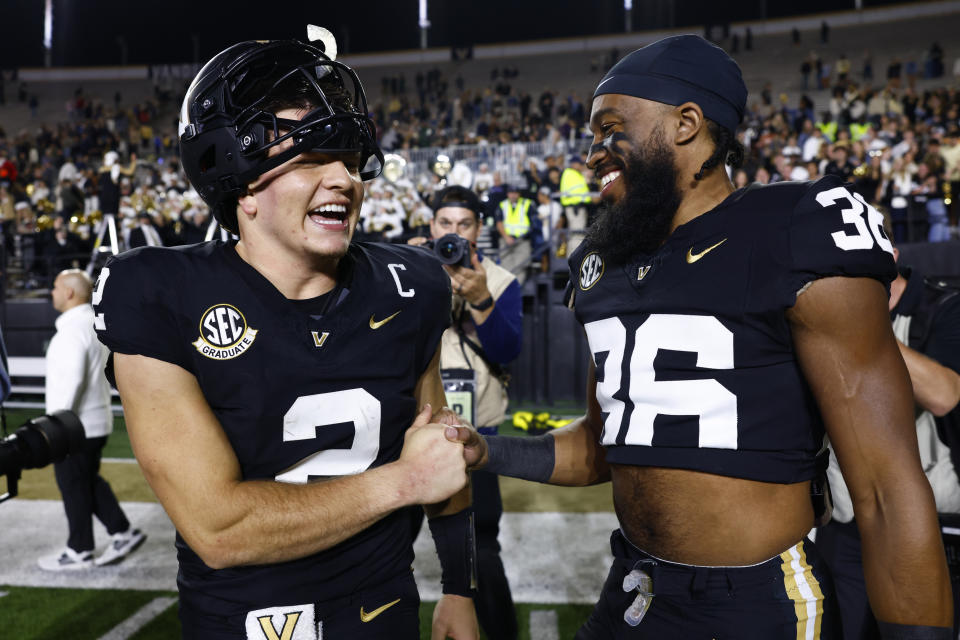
[472,467,519,640]
[178,570,420,639]
[53,435,130,553]
[577,529,842,639]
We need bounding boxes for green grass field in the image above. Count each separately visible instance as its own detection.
[1,585,594,639]
[1,405,600,639]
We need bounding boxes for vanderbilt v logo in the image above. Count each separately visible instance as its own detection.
[257,612,301,640]
[311,331,330,348]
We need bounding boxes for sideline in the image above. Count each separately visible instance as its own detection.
[0,500,615,603]
[98,596,178,640]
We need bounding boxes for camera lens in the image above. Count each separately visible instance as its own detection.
[438,240,458,260]
[434,233,466,266]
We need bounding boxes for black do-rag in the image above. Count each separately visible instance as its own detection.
[593,35,747,135]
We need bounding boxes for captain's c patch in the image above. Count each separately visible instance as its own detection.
[193,304,259,360]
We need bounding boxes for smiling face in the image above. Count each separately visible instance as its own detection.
[587,93,671,204]
[237,108,365,265]
[584,93,684,264]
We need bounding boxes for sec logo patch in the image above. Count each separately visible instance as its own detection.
[192,304,259,360]
[579,252,604,290]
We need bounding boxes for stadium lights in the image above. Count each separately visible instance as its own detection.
[419,0,430,49]
[43,0,52,66]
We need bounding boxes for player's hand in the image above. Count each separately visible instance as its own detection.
[444,422,488,470]
[433,405,469,428]
[399,404,468,504]
[431,594,479,640]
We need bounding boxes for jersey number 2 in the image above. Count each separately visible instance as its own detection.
[585,314,738,449]
[275,389,382,483]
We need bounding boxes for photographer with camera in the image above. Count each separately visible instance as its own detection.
[411,185,523,639]
[38,269,144,571]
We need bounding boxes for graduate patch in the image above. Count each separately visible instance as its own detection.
[193,304,258,360]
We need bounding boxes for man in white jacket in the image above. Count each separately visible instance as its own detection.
[38,269,145,570]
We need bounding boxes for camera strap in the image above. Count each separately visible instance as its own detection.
[453,305,511,388]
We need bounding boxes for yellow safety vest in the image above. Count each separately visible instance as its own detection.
[849,122,871,142]
[559,168,590,205]
[499,198,532,237]
[816,121,838,142]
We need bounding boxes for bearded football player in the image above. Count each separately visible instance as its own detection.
[454,35,952,639]
[93,36,478,640]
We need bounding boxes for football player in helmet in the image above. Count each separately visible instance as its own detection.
[454,35,952,638]
[94,38,478,640]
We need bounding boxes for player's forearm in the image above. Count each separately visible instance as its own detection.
[175,460,421,569]
[484,417,609,486]
[549,417,611,485]
[855,476,953,627]
[898,341,960,416]
[424,483,472,519]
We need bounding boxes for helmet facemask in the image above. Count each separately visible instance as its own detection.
[179,40,383,231]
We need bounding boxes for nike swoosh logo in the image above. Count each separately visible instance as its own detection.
[360,598,401,623]
[595,76,616,89]
[685,238,727,264]
[369,310,401,329]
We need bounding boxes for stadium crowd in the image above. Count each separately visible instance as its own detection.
[1,46,958,293]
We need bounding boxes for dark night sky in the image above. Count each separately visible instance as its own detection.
[2,0,907,68]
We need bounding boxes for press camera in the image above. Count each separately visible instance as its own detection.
[426,233,472,269]
[0,410,84,504]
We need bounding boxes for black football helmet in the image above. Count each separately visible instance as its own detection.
[178,39,383,232]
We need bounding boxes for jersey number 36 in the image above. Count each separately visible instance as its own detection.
[585,314,738,449]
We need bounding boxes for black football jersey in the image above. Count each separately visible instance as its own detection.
[93,240,450,616]
[566,176,896,483]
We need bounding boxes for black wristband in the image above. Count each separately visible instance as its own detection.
[428,509,477,597]
[469,295,494,311]
[484,433,555,482]
[877,622,953,639]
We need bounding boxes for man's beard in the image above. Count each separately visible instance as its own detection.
[584,129,682,265]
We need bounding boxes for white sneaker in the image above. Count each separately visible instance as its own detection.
[95,528,146,566]
[37,547,94,571]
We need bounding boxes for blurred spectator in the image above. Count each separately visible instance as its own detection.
[836,54,851,85]
[927,42,945,79]
[887,58,903,88]
[125,211,163,248]
[536,186,562,270]
[825,144,857,181]
[862,50,874,82]
[800,57,812,91]
[559,155,590,254]
[0,150,17,187]
[56,164,84,222]
[803,126,827,162]
[495,184,537,249]
[41,216,86,274]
